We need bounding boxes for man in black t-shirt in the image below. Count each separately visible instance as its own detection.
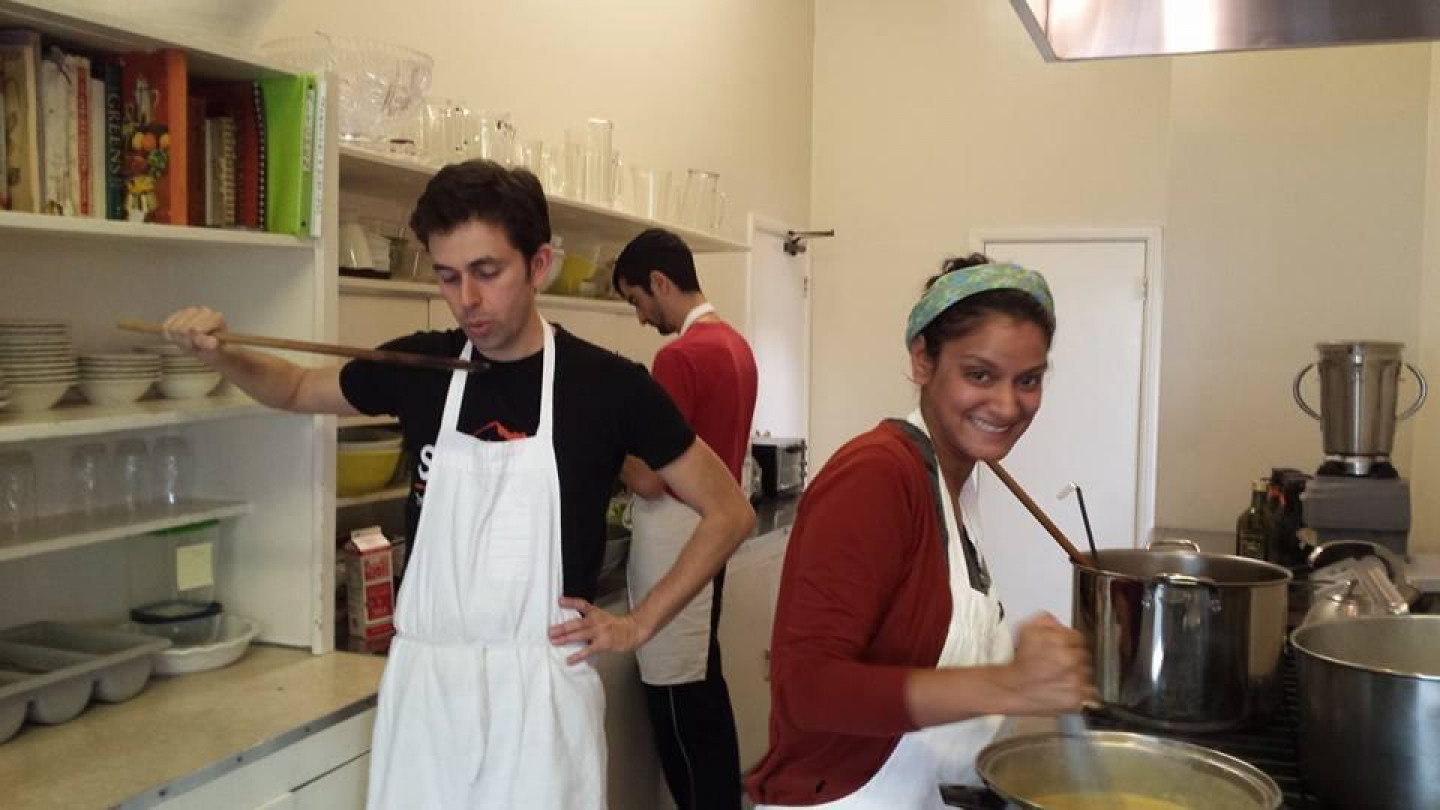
[163,160,756,809]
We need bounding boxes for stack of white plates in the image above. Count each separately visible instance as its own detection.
[135,344,221,399]
[78,353,162,406]
[0,368,11,412]
[0,320,78,413]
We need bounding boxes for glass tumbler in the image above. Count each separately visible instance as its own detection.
[0,451,36,535]
[630,167,672,220]
[70,443,109,515]
[583,118,614,205]
[114,437,151,511]
[153,435,193,507]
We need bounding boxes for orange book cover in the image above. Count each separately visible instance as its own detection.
[118,49,187,224]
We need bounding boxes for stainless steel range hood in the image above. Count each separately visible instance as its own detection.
[1011,0,1440,61]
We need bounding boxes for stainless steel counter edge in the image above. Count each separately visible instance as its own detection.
[117,691,378,809]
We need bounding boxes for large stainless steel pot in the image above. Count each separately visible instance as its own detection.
[1291,615,1440,810]
[1072,542,1290,731]
[977,730,1282,809]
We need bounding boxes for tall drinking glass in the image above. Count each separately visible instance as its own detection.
[153,435,193,508]
[70,443,109,515]
[114,438,151,512]
[0,451,36,536]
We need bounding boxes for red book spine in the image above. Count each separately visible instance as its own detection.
[119,49,188,224]
[73,56,91,216]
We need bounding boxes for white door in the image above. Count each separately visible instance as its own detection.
[971,233,1161,625]
[747,215,812,440]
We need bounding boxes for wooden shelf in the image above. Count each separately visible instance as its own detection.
[0,393,273,445]
[339,276,633,315]
[0,211,312,249]
[0,498,250,564]
[0,0,293,82]
[337,146,750,254]
[335,485,409,509]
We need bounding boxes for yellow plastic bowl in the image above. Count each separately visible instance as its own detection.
[337,428,402,496]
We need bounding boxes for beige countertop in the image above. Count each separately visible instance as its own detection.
[0,645,385,810]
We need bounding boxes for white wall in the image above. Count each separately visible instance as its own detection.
[810,0,1436,548]
[1160,46,1429,533]
[263,0,815,345]
[1414,44,1440,546]
[810,0,1171,462]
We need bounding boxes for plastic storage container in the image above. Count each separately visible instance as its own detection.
[129,600,224,645]
[150,520,219,605]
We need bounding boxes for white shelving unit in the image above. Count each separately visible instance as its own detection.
[335,485,408,509]
[339,276,635,315]
[0,499,251,564]
[338,414,398,429]
[0,0,338,655]
[338,146,751,254]
[0,210,312,249]
[0,393,267,445]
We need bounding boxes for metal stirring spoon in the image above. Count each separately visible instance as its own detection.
[1058,482,1101,567]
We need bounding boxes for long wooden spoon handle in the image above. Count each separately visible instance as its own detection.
[117,320,487,373]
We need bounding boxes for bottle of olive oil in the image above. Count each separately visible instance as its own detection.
[1236,478,1270,560]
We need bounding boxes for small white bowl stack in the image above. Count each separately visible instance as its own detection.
[79,353,163,406]
[0,320,79,413]
[133,345,222,400]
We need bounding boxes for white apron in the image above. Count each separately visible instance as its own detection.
[367,323,607,809]
[627,302,719,686]
[757,409,1013,810]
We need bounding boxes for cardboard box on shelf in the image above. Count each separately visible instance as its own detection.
[344,526,394,645]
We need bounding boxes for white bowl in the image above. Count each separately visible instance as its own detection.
[80,378,155,406]
[158,372,221,400]
[120,615,261,675]
[4,381,71,413]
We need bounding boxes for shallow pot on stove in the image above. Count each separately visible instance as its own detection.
[1072,539,1291,731]
[975,730,1282,809]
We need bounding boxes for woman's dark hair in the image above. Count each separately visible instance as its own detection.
[918,253,1057,361]
[409,160,551,263]
[611,228,701,294]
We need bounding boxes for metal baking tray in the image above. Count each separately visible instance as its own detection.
[0,622,170,744]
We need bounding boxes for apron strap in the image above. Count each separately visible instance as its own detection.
[441,320,557,437]
[886,417,992,595]
[679,302,716,336]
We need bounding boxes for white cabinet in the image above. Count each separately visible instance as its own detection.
[338,295,428,350]
[0,0,336,652]
[718,528,789,771]
[156,708,374,810]
[427,297,455,330]
[291,753,370,809]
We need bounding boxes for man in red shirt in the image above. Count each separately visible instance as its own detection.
[613,228,758,810]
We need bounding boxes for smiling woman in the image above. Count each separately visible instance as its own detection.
[746,255,1095,810]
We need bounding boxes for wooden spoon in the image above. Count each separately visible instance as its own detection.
[118,320,489,373]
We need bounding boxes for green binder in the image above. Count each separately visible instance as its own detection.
[258,73,315,236]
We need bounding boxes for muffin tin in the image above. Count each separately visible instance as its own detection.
[0,622,170,745]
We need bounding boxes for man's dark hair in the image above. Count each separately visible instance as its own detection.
[409,160,551,264]
[918,253,1057,360]
[611,228,701,295]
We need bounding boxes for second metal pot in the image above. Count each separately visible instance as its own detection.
[1072,542,1291,731]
